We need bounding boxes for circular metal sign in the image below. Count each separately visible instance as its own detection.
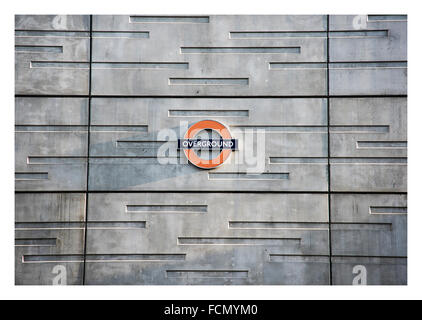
[179,120,237,169]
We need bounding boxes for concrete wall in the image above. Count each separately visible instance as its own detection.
[15,15,407,285]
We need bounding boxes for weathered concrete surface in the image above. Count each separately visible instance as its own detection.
[331,194,407,257]
[332,257,407,285]
[329,15,407,62]
[88,97,328,191]
[15,97,88,191]
[15,15,90,31]
[85,193,329,285]
[329,15,407,95]
[330,98,407,158]
[15,16,90,95]
[329,67,407,96]
[91,15,327,96]
[15,15,407,285]
[15,193,86,285]
[329,97,407,192]
[15,97,89,125]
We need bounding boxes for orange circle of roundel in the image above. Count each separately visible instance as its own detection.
[183,120,233,169]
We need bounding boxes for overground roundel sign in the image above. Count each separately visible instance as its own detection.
[178,120,238,169]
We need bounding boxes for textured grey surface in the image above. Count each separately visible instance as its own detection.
[85,193,329,285]
[15,14,407,285]
[331,194,407,257]
[15,193,86,285]
[15,29,90,95]
[15,97,88,191]
[91,15,327,96]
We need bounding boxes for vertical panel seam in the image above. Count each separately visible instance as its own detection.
[82,14,93,285]
[327,14,333,285]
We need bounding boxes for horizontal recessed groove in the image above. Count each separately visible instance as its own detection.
[126,205,207,213]
[231,125,327,133]
[30,61,89,69]
[178,237,300,246]
[330,125,389,133]
[330,62,407,69]
[16,45,63,53]
[209,173,289,180]
[87,221,146,229]
[86,254,186,262]
[22,254,186,263]
[370,206,407,215]
[27,156,87,165]
[269,255,330,263]
[230,31,326,38]
[367,15,407,21]
[229,221,328,230]
[89,157,179,164]
[269,157,328,164]
[22,255,84,263]
[130,16,209,23]
[90,125,148,132]
[92,31,149,38]
[16,222,84,230]
[15,125,88,132]
[357,141,407,149]
[15,30,90,38]
[269,62,327,69]
[15,238,56,246]
[15,221,147,229]
[331,223,392,231]
[181,46,300,54]
[92,62,188,69]
[116,141,166,148]
[15,172,48,180]
[329,30,389,38]
[169,110,249,117]
[169,78,249,86]
[330,157,407,164]
[166,270,249,279]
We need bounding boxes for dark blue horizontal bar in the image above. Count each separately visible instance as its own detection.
[178,139,238,150]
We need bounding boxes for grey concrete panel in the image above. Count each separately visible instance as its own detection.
[91,15,327,96]
[91,98,327,126]
[88,160,328,192]
[15,131,87,191]
[15,31,90,95]
[93,15,327,32]
[15,36,90,60]
[329,66,407,96]
[332,257,407,285]
[15,193,85,285]
[89,97,328,191]
[330,98,407,157]
[331,194,407,257]
[15,15,90,31]
[15,97,89,126]
[15,97,88,191]
[329,97,407,193]
[89,98,327,157]
[15,193,85,222]
[85,193,328,285]
[88,193,328,222]
[85,249,330,285]
[91,64,326,96]
[329,15,407,62]
[330,161,406,192]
